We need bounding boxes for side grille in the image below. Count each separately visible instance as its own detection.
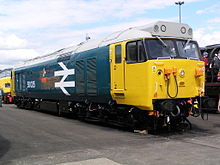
[87,58,97,96]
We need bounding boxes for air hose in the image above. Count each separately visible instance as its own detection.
[167,75,179,99]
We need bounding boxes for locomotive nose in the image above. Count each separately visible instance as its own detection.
[152,59,205,99]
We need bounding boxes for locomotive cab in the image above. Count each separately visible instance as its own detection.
[110,22,205,127]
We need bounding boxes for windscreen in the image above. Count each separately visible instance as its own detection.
[0,70,11,78]
[145,39,200,60]
[176,40,200,59]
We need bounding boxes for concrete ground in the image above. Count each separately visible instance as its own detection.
[0,104,219,165]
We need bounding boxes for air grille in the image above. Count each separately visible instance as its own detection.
[75,60,85,96]
[87,58,97,96]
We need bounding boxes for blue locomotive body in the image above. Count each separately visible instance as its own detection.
[15,46,112,104]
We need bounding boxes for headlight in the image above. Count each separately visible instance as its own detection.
[180,70,185,77]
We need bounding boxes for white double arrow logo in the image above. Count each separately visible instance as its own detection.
[54,62,75,96]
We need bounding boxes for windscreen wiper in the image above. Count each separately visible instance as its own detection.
[156,36,167,47]
[183,39,191,49]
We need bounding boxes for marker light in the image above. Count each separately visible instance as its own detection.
[154,25,159,32]
[161,25,166,32]
[181,27,186,34]
[188,28,193,36]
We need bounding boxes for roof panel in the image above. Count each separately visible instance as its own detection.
[14,21,193,69]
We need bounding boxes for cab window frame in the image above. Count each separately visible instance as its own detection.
[126,40,147,64]
[115,44,122,64]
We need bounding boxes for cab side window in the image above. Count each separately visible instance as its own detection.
[126,40,146,63]
[115,45,122,64]
[5,83,10,88]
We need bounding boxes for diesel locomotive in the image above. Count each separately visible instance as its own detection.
[0,68,14,103]
[13,21,205,130]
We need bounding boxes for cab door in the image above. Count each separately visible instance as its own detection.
[110,43,125,93]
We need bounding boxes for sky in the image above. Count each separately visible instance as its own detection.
[0,0,219,69]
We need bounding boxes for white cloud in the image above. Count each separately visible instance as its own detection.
[0,49,39,68]
[194,2,220,47]
[194,28,220,47]
[0,0,203,30]
[208,17,220,23]
[0,49,38,60]
[0,33,39,69]
[0,34,27,49]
